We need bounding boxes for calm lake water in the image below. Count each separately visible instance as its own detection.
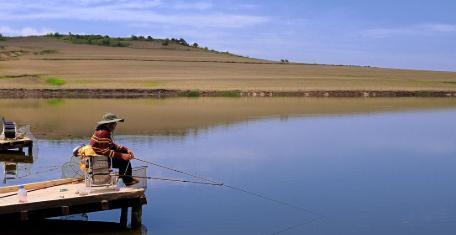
[2,98,456,234]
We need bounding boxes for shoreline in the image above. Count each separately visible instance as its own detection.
[1,88,456,98]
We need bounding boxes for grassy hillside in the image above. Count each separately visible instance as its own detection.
[1,36,456,91]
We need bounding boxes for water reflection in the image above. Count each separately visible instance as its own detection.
[2,106,456,234]
[0,123,36,184]
[1,97,456,139]
[2,220,148,235]
[0,148,35,184]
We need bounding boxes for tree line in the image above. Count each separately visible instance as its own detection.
[46,33,201,48]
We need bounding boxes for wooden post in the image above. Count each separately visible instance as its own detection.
[120,206,128,228]
[61,206,70,216]
[101,200,109,210]
[20,211,28,221]
[28,143,33,157]
[131,199,142,228]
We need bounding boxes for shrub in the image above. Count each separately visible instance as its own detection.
[218,90,241,97]
[47,98,65,105]
[180,90,200,97]
[162,39,169,46]
[34,49,58,55]
[192,43,199,48]
[0,33,5,41]
[46,77,66,86]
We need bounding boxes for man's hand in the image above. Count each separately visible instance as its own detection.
[121,153,133,161]
[127,149,135,159]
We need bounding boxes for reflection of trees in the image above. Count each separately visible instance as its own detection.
[0,124,37,183]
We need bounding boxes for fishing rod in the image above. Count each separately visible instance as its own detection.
[113,174,223,186]
[133,157,325,219]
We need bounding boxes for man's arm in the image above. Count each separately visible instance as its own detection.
[90,129,127,159]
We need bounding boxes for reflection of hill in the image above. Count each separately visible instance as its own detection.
[1,97,456,139]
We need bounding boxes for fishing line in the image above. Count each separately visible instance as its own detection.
[114,174,223,186]
[134,158,220,185]
[133,157,325,219]
[17,166,60,179]
[270,217,322,235]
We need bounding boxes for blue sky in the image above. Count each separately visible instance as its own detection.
[1,0,455,71]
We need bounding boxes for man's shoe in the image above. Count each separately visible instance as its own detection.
[124,177,140,186]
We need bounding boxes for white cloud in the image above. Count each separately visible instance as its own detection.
[0,0,267,28]
[0,26,54,36]
[421,23,456,33]
[173,1,213,10]
[362,23,456,38]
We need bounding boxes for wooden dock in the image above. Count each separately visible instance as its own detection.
[0,178,147,228]
[0,136,33,156]
[0,149,33,163]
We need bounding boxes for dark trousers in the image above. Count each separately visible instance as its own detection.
[112,157,133,182]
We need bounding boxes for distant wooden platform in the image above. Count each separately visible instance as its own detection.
[0,137,33,156]
[0,150,33,163]
[0,178,147,228]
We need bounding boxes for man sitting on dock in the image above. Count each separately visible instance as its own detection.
[90,113,139,186]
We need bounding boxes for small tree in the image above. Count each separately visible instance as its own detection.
[130,35,138,40]
[101,38,111,46]
[178,38,189,46]
[0,33,5,41]
[147,36,153,41]
[192,42,199,48]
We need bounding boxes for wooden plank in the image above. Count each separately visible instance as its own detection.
[0,178,80,194]
[0,137,33,144]
[0,196,145,222]
[0,182,145,215]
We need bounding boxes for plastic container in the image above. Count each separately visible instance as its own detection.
[78,187,90,196]
[116,178,126,191]
[18,185,27,203]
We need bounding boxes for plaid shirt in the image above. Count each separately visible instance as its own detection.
[89,126,128,158]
